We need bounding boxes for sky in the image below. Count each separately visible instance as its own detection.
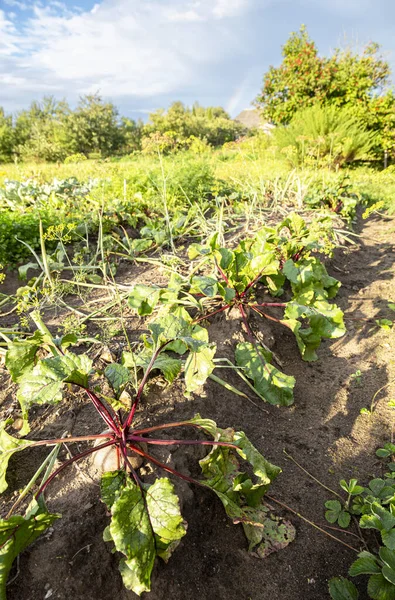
[0,0,394,121]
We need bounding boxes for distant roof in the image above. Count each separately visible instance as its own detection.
[234,108,274,132]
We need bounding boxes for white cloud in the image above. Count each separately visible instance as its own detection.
[212,0,249,18]
[0,0,253,110]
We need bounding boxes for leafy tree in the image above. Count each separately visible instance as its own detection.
[14,97,71,162]
[118,117,143,154]
[256,26,395,155]
[144,101,243,149]
[65,94,123,157]
[0,108,13,163]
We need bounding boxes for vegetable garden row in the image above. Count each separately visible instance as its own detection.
[0,163,394,600]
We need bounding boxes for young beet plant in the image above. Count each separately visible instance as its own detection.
[128,213,346,407]
[0,311,294,597]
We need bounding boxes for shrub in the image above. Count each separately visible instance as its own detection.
[64,153,87,164]
[274,104,377,167]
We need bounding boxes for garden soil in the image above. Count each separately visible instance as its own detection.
[1,212,395,600]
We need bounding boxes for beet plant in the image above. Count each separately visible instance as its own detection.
[0,311,294,597]
[128,213,345,406]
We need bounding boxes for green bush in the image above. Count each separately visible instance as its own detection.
[64,153,87,164]
[274,104,377,167]
[0,211,57,266]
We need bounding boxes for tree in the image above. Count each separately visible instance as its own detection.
[65,94,123,157]
[143,101,243,149]
[256,26,395,155]
[14,97,71,162]
[0,108,13,163]
[118,117,143,154]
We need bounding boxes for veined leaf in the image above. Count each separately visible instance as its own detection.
[5,331,43,382]
[0,508,60,599]
[380,547,395,585]
[235,342,295,406]
[329,577,359,600]
[285,300,345,340]
[184,345,216,393]
[102,476,186,596]
[16,351,92,430]
[123,349,182,384]
[145,479,187,561]
[109,482,155,595]
[190,276,219,298]
[198,422,292,556]
[367,573,395,600]
[0,421,34,493]
[104,364,130,396]
[128,284,161,316]
[349,551,381,576]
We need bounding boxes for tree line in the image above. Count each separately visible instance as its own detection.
[0,98,243,163]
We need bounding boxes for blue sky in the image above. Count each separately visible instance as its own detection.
[0,0,394,120]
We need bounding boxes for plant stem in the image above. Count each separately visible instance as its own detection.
[128,435,238,449]
[129,444,204,486]
[193,304,231,324]
[283,450,344,500]
[132,421,205,435]
[84,388,119,435]
[250,302,287,308]
[6,443,62,518]
[35,440,116,498]
[31,433,114,447]
[370,379,395,413]
[124,342,171,431]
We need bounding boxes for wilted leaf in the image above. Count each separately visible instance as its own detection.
[0,508,60,598]
[0,421,34,493]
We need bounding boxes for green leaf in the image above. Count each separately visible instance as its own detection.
[128,284,161,316]
[198,423,292,555]
[370,479,387,496]
[349,551,381,576]
[183,414,219,438]
[383,530,395,550]
[190,276,219,297]
[0,421,34,493]
[380,548,395,585]
[340,479,364,495]
[0,509,60,598]
[285,299,345,342]
[5,331,42,382]
[328,577,359,600]
[373,504,395,532]
[338,511,351,528]
[184,345,216,393]
[16,351,92,425]
[233,431,281,493]
[235,342,295,406]
[325,500,342,524]
[368,573,395,600]
[145,478,187,561]
[139,352,182,384]
[102,476,186,596]
[109,481,155,595]
[100,471,127,509]
[104,364,130,396]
